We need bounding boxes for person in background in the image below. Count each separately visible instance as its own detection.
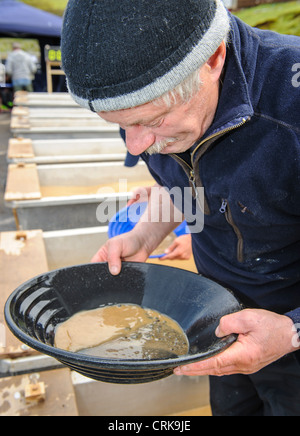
[0,62,13,111]
[0,62,5,84]
[5,42,37,93]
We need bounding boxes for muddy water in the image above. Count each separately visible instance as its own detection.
[54,304,189,360]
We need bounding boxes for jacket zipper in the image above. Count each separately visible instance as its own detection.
[220,199,244,263]
[170,156,200,200]
[189,169,198,199]
[170,117,250,261]
[171,117,250,214]
[191,117,250,161]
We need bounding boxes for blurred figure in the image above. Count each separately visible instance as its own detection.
[0,62,13,111]
[6,42,37,93]
[0,62,5,84]
[128,184,193,261]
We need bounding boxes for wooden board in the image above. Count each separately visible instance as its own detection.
[170,405,212,416]
[7,138,34,159]
[4,163,41,201]
[0,368,78,416]
[148,256,198,273]
[10,116,31,130]
[11,117,113,128]
[11,107,30,117]
[0,230,49,358]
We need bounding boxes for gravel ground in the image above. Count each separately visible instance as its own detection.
[0,112,16,232]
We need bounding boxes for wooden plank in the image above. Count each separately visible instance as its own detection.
[10,116,31,130]
[11,107,30,117]
[169,405,212,416]
[13,91,28,106]
[7,138,34,159]
[0,368,79,416]
[148,256,198,273]
[4,163,41,201]
[13,107,99,119]
[0,230,49,358]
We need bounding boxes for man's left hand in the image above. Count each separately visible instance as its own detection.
[174,309,298,377]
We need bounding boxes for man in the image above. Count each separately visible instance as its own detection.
[6,42,37,92]
[61,0,300,415]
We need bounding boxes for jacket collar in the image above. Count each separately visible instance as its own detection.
[201,15,254,142]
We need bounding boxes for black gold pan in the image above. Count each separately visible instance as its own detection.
[5,262,243,384]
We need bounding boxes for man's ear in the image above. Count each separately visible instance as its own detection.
[205,41,226,83]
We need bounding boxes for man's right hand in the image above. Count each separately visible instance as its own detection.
[90,232,151,275]
[91,183,184,275]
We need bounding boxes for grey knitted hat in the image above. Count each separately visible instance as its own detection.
[61,0,230,112]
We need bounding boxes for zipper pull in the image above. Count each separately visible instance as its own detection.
[219,199,227,214]
[189,170,198,199]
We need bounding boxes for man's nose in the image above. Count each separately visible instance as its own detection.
[125,125,156,155]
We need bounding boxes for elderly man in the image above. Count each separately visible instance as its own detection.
[61,0,300,416]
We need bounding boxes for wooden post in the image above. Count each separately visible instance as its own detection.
[46,61,65,93]
[44,45,65,93]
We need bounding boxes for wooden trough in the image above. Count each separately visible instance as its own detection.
[13,91,78,108]
[9,104,126,163]
[10,114,120,140]
[4,161,154,231]
[7,137,126,164]
[11,106,101,119]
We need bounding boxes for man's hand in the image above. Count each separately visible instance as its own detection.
[92,183,183,274]
[127,185,152,207]
[90,232,151,275]
[174,309,298,377]
[161,234,192,261]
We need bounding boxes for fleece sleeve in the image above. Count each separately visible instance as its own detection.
[286,308,300,324]
[285,308,300,343]
[285,132,300,340]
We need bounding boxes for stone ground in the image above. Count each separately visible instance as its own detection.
[0,112,16,232]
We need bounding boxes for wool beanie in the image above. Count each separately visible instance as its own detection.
[61,0,230,112]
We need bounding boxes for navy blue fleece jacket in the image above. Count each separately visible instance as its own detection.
[140,16,300,354]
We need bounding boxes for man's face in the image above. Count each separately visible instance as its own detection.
[98,68,219,155]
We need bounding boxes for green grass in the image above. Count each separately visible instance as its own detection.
[0,38,39,60]
[233,1,300,36]
[20,0,68,17]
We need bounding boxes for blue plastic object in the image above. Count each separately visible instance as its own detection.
[108,203,190,258]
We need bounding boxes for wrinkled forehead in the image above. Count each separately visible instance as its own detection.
[98,101,170,126]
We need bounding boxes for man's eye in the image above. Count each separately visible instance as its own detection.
[145,119,164,128]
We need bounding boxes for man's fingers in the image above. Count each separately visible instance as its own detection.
[160,241,179,260]
[90,246,108,263]
[174,341,250,377]
[107,240,123,275]
[90,240,123,275]
[215,310,253,338]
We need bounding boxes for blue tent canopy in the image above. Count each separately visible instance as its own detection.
[0,0,62,38]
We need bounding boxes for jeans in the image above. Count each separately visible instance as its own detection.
[12,78,33,92]
[210,354,300,416]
